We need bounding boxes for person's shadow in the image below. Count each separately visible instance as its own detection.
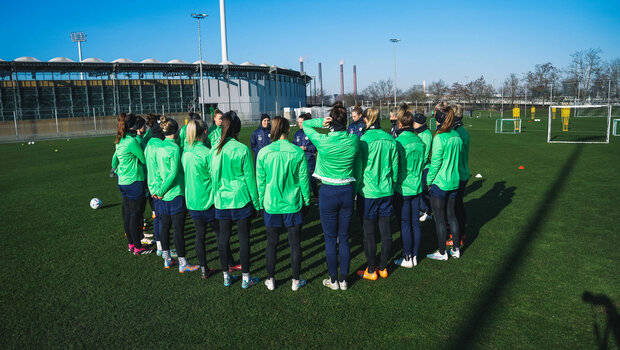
[583,291,620,349]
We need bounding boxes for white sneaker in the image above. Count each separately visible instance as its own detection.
[394,256,414,268]
[419,213,429,222]
[264,278,275,291]
[140,237,154,245]
[413,256,418,266]
[292,279,307,291]
[449,248,461,259]
[322,278,339,290]
[339,280,348,291]
[426,250,448,261]
[143,232,154,238]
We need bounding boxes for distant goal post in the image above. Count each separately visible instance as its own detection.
[495,118,521,134]
[547,105,611,144]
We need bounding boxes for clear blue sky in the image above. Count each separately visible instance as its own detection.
[1,0,618,94]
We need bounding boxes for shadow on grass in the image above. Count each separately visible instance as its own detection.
[582,291,620,350]
[100,203,121,209]
[452,144,583,348]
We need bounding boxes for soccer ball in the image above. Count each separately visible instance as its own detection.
[90,198,102,209]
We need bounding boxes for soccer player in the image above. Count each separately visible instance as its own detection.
[347,104,365,138]
[153,117,199,273]
[452,104,470,247]
[393,111,426,268]
[208,109,223,147]
[425,103,463,261]
[111,113,150,255]
[212,111,261,288]
[250,113,271,161]
[356,107,398,280]
[144,114,165,255]
[293,113,318,201]
[303,101,360,291]
[256,117,311,291]
[177,112,201,151]
[414,112,433,221]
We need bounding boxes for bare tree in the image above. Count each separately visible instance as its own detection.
[525,62,559,104]
[503,73,522,105]
[593,58,620,101]
[403,85,426,103]
[567,48,602,100]
[450,82,470,104]
[428,80,449,103]
[362,79,394,102]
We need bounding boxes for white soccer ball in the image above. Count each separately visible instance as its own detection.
[90,198,102,209]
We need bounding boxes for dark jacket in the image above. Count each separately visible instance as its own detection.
[251,125,271,159]
[292,129,317,169]
[348,118,365,138]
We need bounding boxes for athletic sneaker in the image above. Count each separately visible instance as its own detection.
[228,264,242,272]
[179,264,200,273]
[292,279,307,291]
[202,268,217,280]
[143,232,154,238]
[171,249,178,259]
[156,249,163,257]
[140,237,154,246]
[164,258,178,269]
[242,276,259,289]
[426,250,448,261]
[446,239,454,247]
[133,246,153,255]
[449,248,461,259]
[394,256,414,268]
[339,280,348,291]
[151,211,156,219]
[378,268,388,278]
[419,213,430,222]
[223,274,239,287]
[412,256,418,266]
[357,267,378,280]
[264,277,275,291]
[322,278,339,290]
[128,244,134,252]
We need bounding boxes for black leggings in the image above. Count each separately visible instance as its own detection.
[122,196,146,248]
[430,194,460,254]
[160,211,186,257]
[192,218,235,268]
[219,217,251,273]
[455,181,467,240]
[265,225,302,280]
[362,216,392,271]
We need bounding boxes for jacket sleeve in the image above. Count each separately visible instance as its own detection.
[298,153,311,206]
[302,118,325,147]
[156,148,180,197]
[128,138,146,165]
[305,139,317,154]
[111,150,119,169]
[396,141,406,187]
[354,139,365,194]
[426,136,443,186]
[255,150,266,210]
[391,141,399,184]
[250,130,258,154]
[243,147,261,210]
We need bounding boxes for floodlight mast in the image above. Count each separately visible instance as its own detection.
[191,13,208,119]
[390,38,400,107]
[71,32,86,79]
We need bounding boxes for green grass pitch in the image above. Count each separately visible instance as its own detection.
[0,116,618,348]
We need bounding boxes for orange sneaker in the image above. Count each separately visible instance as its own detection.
[378,268,388,278]
[357,267,378,280]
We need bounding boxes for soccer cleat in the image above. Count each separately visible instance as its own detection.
[242,276,259,289]
[156,249,163,257]
[322,278,339,290]
[446,239,454,247]
[140,237,154,246]
[151,211,156,219]
[357,267,378,281]
[179,264,200,273]
[223,274,239,287]
[339,280,348,291]
[128,244,134,252]
[412,256,418,266]
[202,268,217,280]
[426,250,448,261]
[378,268,388,278]
[264,278,275,291]
[292,279,307,291]
[419,213,428,222]
[143,232,154,238]
[228,264,242,272]
[164,259,178,269]
[171,249,178,259]
[449,248,461,259]
[133,246,153,255]
[394,256,414,268]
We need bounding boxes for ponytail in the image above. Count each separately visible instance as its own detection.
[216,111,241,154]
[435,105,455,135]
[270,116,290,141]
[363,107,379,129]
[115,113,128,144]
[186,119,207,147]
[160,116,179,137]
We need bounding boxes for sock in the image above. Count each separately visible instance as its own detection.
[331,277,337,284]
[201,266,207,274]
[242,272,250,283]
[179,257,187,266]
[162,250,170,260]
[339,278,346,283]
[223,271,230,279]
[156,241,162,251]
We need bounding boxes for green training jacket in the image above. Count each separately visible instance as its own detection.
[426,130,463,191]
[455,126,471,181]
[358,129,399,198]
[418,128,433,170]
[141,129,152,149]
[395,130,426,196]
[303,118,360,186]
[155,138,184,201]
[182,142,214,211]
[208,124,221,149]
[176,125,187,151]
[144,137,163,195]
[256,139,311,214]
[211,137,260,210]
[111,136,145,185]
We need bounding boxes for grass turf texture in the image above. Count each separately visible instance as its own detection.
[1,116,618,349]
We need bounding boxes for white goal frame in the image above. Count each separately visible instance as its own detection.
[547,105,612,144]
[495,118,521,134]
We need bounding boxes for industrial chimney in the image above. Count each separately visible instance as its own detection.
[220,0,228,63]
[318,62,323,98]
[339,60,344,101]
[353,65,357,97]
[299,57,304,73]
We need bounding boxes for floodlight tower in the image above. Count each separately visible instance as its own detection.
[71,32,86,79]
[191,13,208,119]
[390,38,401,107]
